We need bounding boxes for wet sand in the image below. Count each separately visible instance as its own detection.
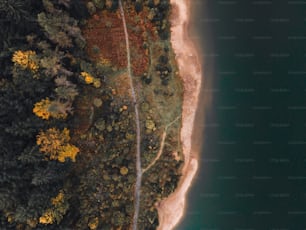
[156,0,202,229]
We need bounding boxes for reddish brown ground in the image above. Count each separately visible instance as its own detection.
[82,4,157,77]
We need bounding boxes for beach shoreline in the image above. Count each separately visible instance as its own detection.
[156,0,202,229]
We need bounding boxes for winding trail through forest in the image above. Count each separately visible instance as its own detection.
[142,116,181,174]
[119,1,142,229]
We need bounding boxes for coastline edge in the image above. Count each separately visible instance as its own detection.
[156,0,202,229]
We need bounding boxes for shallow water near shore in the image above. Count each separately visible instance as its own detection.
[177,1,306,229]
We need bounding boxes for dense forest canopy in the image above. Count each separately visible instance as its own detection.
[0,0,180,229]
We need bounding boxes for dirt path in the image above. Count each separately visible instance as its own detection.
[142,116,180,174]
[118,1,142,230]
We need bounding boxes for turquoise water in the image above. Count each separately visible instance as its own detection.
[177,1,306,229]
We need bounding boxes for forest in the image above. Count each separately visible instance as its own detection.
[0,0,181,229]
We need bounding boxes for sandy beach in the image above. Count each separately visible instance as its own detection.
[156,0,202,229]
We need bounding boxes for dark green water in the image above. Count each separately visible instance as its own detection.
[177,1,306,229]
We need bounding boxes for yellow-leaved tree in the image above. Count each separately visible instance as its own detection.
[39,190,69,225]
[12,50,39,72]
[33,98,72,120]
[80,71,101,88]
[36,128,79,162]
